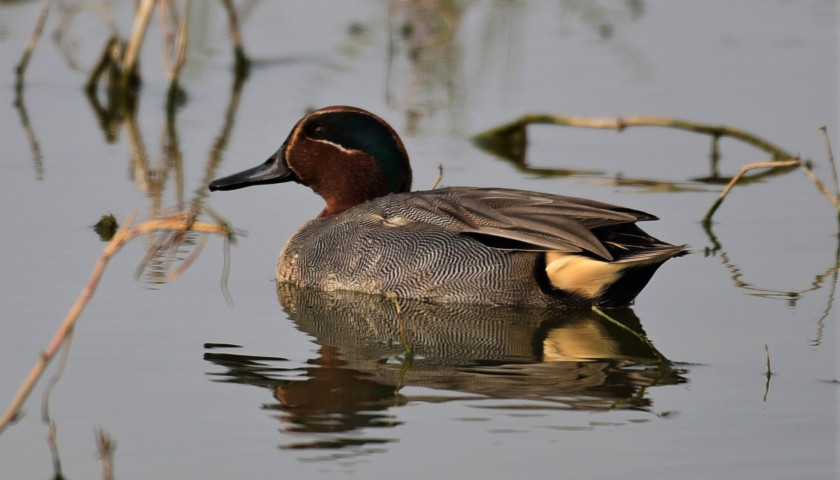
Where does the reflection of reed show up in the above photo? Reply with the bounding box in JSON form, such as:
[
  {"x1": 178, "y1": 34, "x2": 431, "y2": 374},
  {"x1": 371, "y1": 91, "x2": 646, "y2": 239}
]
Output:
[
  {"x1": 12, "y1": 91, "x2": 44, "y2": 181},
  {"x1": 196, "y1": 65, "x2": 249, "y2": 207},
  {"x1": 474, "y1": 114, "x2": 798, "y2": 188},
  {"x1": 80, "y1": 11, "x2": 249, "y2": 290},
  {"x1": 204, "y1": 285, "x2": 686, "y2": 452},
  {"x1": 386, "y1": 0, "x2": 465, "y2": 130},
  {"x1": 123, "y1": 79, "x2": 244, "y2": 287},
  {"x1": 810, "y1": 239, "x2": 837, "y2": 346},
  {"x1": 14, "y1": 5, "x2": 49, "y2": 86},
  {"x1": 84, "y1": 39, "x2": 135, "y2": 143},
  {"x1": 219, "y1": 0, "x2": 250, "y2": 76},
  {"x1": 476, "y1": 114, "x2": 795, "y2": 162},
  {"x1": 95, "y1": 428, "x2": 116, "y2": 480},
  {"x1": 75, "y1": 2, "x2": 250, "y2": 211},
  {"x1": 763, "y1": 344, "x2": 772, "y2": 402},
  {"x1": 2, "y1": 2, "x2": 251, "y2": 468},
  {"x1": 53, "y1": 3, "x2": 119, "y2": 72},
  {"x1": 587, "y1": 174, "x2": 708, "y2": 193},
  {"x1": 473, "y1": 115, "x2": 804, "y2": 191},
  {"x1": 703, "y1": 221, "x2": 839, "y2": 346},
  {"x1": 161, "y1": 0, "x2": 191, "y2": 108},
  {"x1": 559, "y1": 0, "x2": 646, "y2": 36},
  {"x1": 475, "y1": 114, "x2": 840, "y2": 225},
  {"x1": 46, "y1": 420, "x2": 63, "y2": 478},
  {"x1": 28, "y1": 1, "x2": 250, "y2": 119},
  {"x1": 13, "y1": 5, "x2": 48, "y2": 181},
  {"x1": 3, "y1": 1, "x2": 253, "y2": 438},
  {"x1": 79, "y1": 5, "x2": 249, "y2": 282}
]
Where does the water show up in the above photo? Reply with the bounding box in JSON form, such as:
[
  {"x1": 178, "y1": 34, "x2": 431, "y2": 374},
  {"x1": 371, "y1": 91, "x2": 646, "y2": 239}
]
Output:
[{"x1": 0, "y1": 1, "x2": 836, "y2": 478}]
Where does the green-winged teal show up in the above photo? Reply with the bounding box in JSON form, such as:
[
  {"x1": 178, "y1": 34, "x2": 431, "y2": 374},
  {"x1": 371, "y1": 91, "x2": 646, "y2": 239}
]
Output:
[{"x1": 209, "y1": 106, "x2": 686, "y2": 307}]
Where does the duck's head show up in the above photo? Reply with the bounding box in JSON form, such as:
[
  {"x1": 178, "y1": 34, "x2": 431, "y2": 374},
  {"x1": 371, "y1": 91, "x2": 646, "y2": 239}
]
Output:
[{"x1": 209, "y1": 106, "x2": 412, "y2": 217}]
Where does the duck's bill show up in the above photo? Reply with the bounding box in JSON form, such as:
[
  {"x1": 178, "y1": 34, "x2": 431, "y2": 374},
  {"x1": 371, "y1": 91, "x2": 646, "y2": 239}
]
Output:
[{"x1": 209, "y1": 148, "x2": 296, "y2": 191}]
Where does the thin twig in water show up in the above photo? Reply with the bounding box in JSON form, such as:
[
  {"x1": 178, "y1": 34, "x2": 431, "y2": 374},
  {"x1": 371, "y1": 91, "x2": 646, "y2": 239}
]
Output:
[
  {"x1": 13, "y1": 6, "x2": 49, "y2": 181},
  {"x1": 385, "y1": 293, "x2": 414, "y2": 395},
  {"x1": 160, "y1": 0, "x2": 181, "y2": 78},
  {"x1": 41, "y1": 330, "x2": 73, "y2": 477},
  {"x1": 15, "y1": 4, "x2": 49, "y2": 94},
  {"x1": 41, "y1": 328, "x2": 74, "y2": 424},
  {"x1": 474, "y1": 114, "x2": 795, "y2": 160},
  {"x1": 202, "y1": 206, "x2": 239, "y2": 307},
  {"x1": 220, "y1": 0, "x2": 250, "y2": 74},
  {"x1": 0, "y1": 213, "x2": 232, "y2": 434},
  {"x1": 220, "y1": 233, "x2": 234, "y2": 305},
  {"x1": 818, "y1": 126, "x2": 839, "y2": 198},
  {"x1": 763, "y1": 344, "x2": 772, "y2": 402},
  {"x1": 12, "y1": 84, "x2": 44, "y2": 181},
  {"x1": 703, "y1": 221, "x2": 840, "y2": 307},
  {"x1": 167, "y1": 231, "x2": 208, "y2": 281},
  {"x1": 430, "y1": 164, "x2": 444, "y2": 189},
  {"x1": 53, "y1": 3, "x2": 118, "y2": 72},
  {"x1": 163, "y1": 0, "x2": 191, "y2": 112},
  {"x1": 765, "y1": 344, "x2": 772, "y2": 376},
  {"x1": 386, "y1": 293, "x2": 413, "y2": 359},
  {"x1": 810, "y1": 238, "x2": 839, "y2": 347},
  {"x1": 46, "y1": 420, "x2": 63, "y2": 478},
  {"x1": 172, "y1": 1, "x2": 191, "y2": 78},
  {"x1": 120, "y1": 0, "x2": 157, "y2": 90},
  {"x1": 798, "y1": 161, "x2": 840, "y2": 211},
  {"x1": 95, "y1": 428, "x2": 116, "y2": 480},
  {"x1": 702, "y1": 159, "x2": 801, "y2": 225},
  {"x1": 591, "y1": 306, "x2": 671, "y2": 366}
]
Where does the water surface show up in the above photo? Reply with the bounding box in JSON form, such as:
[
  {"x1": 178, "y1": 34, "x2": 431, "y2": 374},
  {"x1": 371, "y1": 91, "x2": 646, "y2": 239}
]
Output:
[{"x1": 0, "y1": 1, "x2": 836, "y2": 479}]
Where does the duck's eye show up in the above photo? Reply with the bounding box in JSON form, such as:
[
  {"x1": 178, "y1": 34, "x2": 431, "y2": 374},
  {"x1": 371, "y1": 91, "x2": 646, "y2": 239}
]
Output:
[{"x1": 311, "y1": 124, "x2": 328, "y2": 138}]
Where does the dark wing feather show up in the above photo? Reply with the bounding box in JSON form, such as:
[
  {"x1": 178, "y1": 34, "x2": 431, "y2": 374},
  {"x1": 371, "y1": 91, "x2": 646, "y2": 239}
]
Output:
[{"x1": 388, "y1": 187, "x2": 660, "y2": 260}]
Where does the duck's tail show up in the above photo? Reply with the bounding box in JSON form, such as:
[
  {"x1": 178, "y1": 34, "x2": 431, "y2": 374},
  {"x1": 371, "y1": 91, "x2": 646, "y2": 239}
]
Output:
[{"x1": 545, "y1": 232, "x2": 687, "y2": 306}]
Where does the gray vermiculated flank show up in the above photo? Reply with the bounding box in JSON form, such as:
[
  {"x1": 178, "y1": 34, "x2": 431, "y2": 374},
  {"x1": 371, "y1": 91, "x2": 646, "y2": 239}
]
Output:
[{"x1": 277, "y1": 187, "x2": 680, "y2": 307}]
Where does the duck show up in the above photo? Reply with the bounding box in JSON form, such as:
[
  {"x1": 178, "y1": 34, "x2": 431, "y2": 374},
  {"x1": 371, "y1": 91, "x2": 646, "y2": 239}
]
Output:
[{"x1": 209, "y1": 105, "x2": 686, "y2": 307}]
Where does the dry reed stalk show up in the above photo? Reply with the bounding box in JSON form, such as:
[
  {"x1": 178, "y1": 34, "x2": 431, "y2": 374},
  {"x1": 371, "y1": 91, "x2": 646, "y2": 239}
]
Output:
[
  {"x1": 591, "y1": 306, "x2": 670, "y2": 366},
  {"x1": 120, "y1": 0, "x2": 157, "y2": 90},
  {"x1": 430, "y1": 164, "x2": 444, "y2": 190},
  {"x1": 220, "y1": 0, "x2": 249, "y2": 73},
  {"x1": 0, "y1": 213, "x2": 231, "y2": 434},
  {"x1": 799, "y1": 162, "x2": 840, "y2": 211},
  {"x1": 475, "y1": 114, "x2": 795, "y2": 160},
  {"x1": 763, "y1": 344, "x2": 772, "y2": 402},
  {"x1": 95, "y1": 428, "x2": 116, "y2": 480},
  {"x1": 161, "y1": 0, "x2": 191, "y2": 108},
  {"x1": 172, "y1": 0, "x2": 191, "y2": 81},
  {"x1": 818, "y1": 126, "x2": 839, "y2": 197},
  {"x1": 703, "y1": 130, "x2": 840, "y2": 225},
  {"x1": 386, "y1": 293, "x2": 413, "y2": 360},
  {"x1": 702, "y1": 159, "x2": 801, "y2": 224},
  {"x1": 46, "y1": 419, "x2": 63, "y2": 478},
  {"x1": 14, "y1": 4, "x2": 49, "y2": 92}
]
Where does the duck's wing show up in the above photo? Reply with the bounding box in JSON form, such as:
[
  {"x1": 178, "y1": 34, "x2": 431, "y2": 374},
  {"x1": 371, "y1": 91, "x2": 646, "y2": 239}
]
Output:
[{"x1": 389, "y1": 187, "x2": 660, "y2": 260}]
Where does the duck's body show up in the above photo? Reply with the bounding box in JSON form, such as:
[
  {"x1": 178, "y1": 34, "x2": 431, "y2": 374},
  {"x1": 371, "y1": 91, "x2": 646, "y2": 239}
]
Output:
[{"x1": 210, "y1": 106, "x2": 685, "y2": 307}]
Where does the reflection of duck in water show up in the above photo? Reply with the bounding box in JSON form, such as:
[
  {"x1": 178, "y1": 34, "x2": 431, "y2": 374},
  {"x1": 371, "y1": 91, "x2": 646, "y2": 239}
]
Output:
[
  {"x1": 205, "y1": 286, "x2": 686, "y2": 448},
  {"x1": 210, "y1": 106, "x2": 686, "y2": 307}
]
